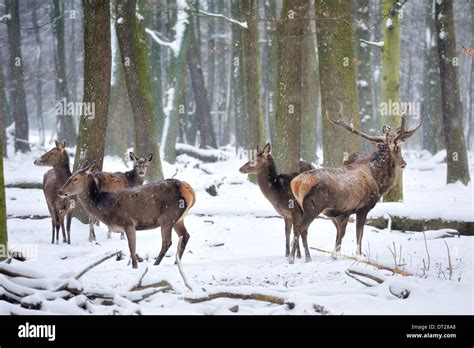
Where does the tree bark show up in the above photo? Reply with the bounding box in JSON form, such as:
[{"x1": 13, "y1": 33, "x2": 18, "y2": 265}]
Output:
[
  {"x1": 5, "y1": 0, "x2": 29, "y2": 153},
  {"x1": 31, "y1": 3, "x2": 45, "y2": 146},
  {"x1": 422, "y1": 0, "x2": 444, "y2": 155},
  {"x1": 187, "y1": 20, "x2": 217, "y2": 150},
  {"x1": 116, "y1": 0, "x2": 164, "y2": 180},
  {"x1": 231, "y1": 0, "x2": 245, "y2": 151},
  {"x1": 300, "y1": 7, "x2": 318, "y2": 164},
  {"x1": 53, "y1": 0, "x2": 76, "y2": 145},
  {"x1": 435, "y1": 0, "x2": 470, "y2": 185},
  {"x1": 315, "y1": 0, "x2": 361, "y2": 167},
  {"x1": 274, "y1": 0, "x2": 310, "y2": 173},
  {"x1": 0, "y1": 47, "x2": 8, "y2": 157},
  {"x1": 73, "y1": 0, "x2": 111, "y2": 171},
  {"x1": 354, "y1": 0, "x2": 375, "y2": 152},
  {"x1": 241, "y1": 0, "x2": 265, "y2": 159},
  {"x1": 380, "y1": 0, "x2": 403, "y2": 202},
  {"x1": 0, "y1": 142, "x2": 6, "y2": 260}
]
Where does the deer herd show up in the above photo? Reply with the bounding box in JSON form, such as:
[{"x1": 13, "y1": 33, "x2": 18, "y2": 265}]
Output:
[{"x1": 34, "y1": 109, "x2": 420, "y2": 269}]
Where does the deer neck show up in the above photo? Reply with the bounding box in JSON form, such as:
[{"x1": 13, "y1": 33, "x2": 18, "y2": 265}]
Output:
[
  {"x1": 53, "y1": 154, "x2": 72, "y2": 185},
  {"x1": 79, "y1": 175, "x2": 109, "y2": 222},
  {"x1": 256, "y1": 160, "x2": 280, "y2": 199},
  {"x1": 369, "y1": 147, "x2": 397, "y2": 195},
  {"x1": 125, "y1": 169, "x2": 144, "y2": 186}
]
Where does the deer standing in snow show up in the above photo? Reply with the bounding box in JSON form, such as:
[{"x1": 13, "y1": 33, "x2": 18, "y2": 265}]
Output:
[
  {"x1": 34, "y1": 140, "x2": 75, "y2": 244},
  {"x1": 59, "y1": 161, "x2": 195, "y2": 269},
  {"x1": 289, "y1": 109, "x2": 420, "y2": 263}
]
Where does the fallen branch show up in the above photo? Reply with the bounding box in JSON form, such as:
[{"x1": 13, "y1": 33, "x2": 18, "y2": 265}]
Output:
[
  {"x1": 74, "y1": 251, "x2": 121, "y2": 281},
  {"x1": 310, "y1": 246, "x2": 412, "y2": 276},
  {"x1": 345, "y1": 270, "x2": 374, "y2": 287},
  {"x1": 130, "y1": 280, "x2": 173, "y2": 292},
  {"x1": 184, "y1": 292, "x2": 295, "y2": 309},
  {"x1": 346, "y1": 269, "x2": 384, "y2": 284},
  {"x1": 444, "y1": 241, "x2": 453, "y2": 281},
  {"x1": 123, "y1": 265, "x2": 148, "y2": 292},
  {"x1": 176, "y1": 237, "x2": 193, "y2": 292},
  {"x1": 423, "y1": 231, "x2": 431, "y2": 271}
]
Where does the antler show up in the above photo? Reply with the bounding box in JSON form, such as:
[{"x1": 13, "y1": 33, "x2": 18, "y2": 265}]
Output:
[
  {"x1": 394, "y1": 109, "x2": 422, "y2": 143},
  {"x1": 326, "y1": 108, "x2": 385, "y2": 143}
]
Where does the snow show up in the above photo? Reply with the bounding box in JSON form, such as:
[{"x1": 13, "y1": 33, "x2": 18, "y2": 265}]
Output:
[
  {"x1": 359, "y1": 39, "x2": 384, "y2": 48},
  {"x1": 439, "y1": 30, "x2": 446, "y2": 40},
  {"x1": 2, "y1": 140, "x2": 473, "y2": 315},
  {"x1": 386, "y1": 18, "x2": 393, "y2": 29}
]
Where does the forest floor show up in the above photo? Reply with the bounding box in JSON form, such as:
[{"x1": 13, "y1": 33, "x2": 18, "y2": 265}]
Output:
[{"x1": 2, "y1": 139, "x2": 473, "y2": 315}]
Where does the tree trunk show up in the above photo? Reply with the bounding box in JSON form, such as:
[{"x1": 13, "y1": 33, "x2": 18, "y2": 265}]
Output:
[
  {"x1": 354, "y1": 0, "x2": 375, "y2": 151},
  {"x1": 231, "y1": 0, "x2": 245, "y2": 151},
  {"x1": 241, "y1": 0, "x2": 265, "y2": 158},
  {"x1": 5, "y1": 0, "x2": 29, "y2": 153},
  {"x1": 160, "y1": 1, "x2": 190, "y2": 163},
  {"x1": 264, "y1": 0, "x2": 278, "y2": 148},
  {"x1": 187, "y1": 20, "x2": 217, "y2": 150},
  {"x1": 53, "y1": 0, "x2": 76, "y2": 145},
  {"x1": 31, "y1": 3, "x2": 45, "y2": 146},
  {"x1": 435, "y1": 0, "x2": 470, "y2": 185},
  {"x1": 105, "y1": 13, "x2": 129, "y2": 159},
  {"x1": 300, "y1": 8, "x2": 318, "y2": 164},
  {"x1": 380, "y1": 0, "x2": 402, "y2": 202},
  {"x1": 73, "y1": 0, "x2": 111, "y2": 172},
  {"x1": 116, "y1": 0, "x2": 164, "y2": 179},
  {"x1": 422, "y1": 0, "x2": 444, "y2": 155},
  {"x1": 0, "y1": 47, "x2": 8, "y2": 157},
  {"x1": 315, "y1": 0, "x2": 361, "y2": 167},
  {"x1": 274, "y1": 0, "x2": 310, "y2": 174},
  {"x1": 0, "y1": 143, "x2": 7, "y2": 260}
]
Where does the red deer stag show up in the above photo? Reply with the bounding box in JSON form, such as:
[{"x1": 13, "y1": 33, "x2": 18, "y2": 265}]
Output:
[
  {"x1": 87, "y1": 152, "x2": 153, "y2": 241},
  {"x1": 239, "y1": 143, "x2": 315, "y2": 258},
  {"x1": 289, "y1": 109, "x2": 420, "y2": 263},
  {"x1": 34, "y1": 140, "x2": 75, "y2": 244},
  {"x1": 58, "y1": 161, "x2": 195, "y2": 269}
]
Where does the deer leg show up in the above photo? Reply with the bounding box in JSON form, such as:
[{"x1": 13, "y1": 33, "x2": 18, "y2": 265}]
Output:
[
  {"x1": 66, "y1": 209, "x2": 73, "y2": 245},
  {"x1": 88, "y1": 217, "x2": 96, "y2": 242},
  {"x1": 301, "y1": 228, "x2": 312, "y2": 263},
  {"x1": 59, "y1": 210, "x2": 67, "y2": 243},
  {"x1": 173, "y1": 220, "x2": 190, "y2": 263},
  {"x1": 355, "y1": 211, "x2": 369, "y2": 256},
  {"x1": 284, "y1": 218, "x2": 292, "y2": 257},
  {"x1": 154, "y1": 224, "x2": 173, "y2": 266},
  {"x1": 290, "y1": 210, "x2": 319, "y2": 264},
  {"x1": 124, "y1": 226, "x2": 138, "y2": 269},
  {"x1": 333, "y1": 215, "x2": 349, "y2": 253},
  {"x1": 289, "y1": 235, "x2": 300, "y2": 264}
]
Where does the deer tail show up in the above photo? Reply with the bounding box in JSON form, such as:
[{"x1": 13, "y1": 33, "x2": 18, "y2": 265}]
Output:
[
  {"x1": 178, "y1": 181, "x2": 196, "y2": 222},
  {"x1": 291, "y1": 172, "x2": 317, "y2": 212}
]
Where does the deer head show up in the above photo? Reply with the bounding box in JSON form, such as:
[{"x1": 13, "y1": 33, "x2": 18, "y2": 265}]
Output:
[
  {"x1": 59, "y1": 161, "x2": 97, "y2": 198},
  {"x1": 326, "y1": 107, "x2": 421, "y2": 170},
  {"x1": 239, "y1": 143, "x2": 272, "y2": 174},
  {"x1": 130, "y1": 152, "x2": 153, "y2": 177},
  {"x1": 34, "y1": 140, "x2": 67, "y2": 167}
]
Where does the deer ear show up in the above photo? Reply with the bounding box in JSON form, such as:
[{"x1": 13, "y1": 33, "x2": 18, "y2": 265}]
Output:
[
  {"x1": 146, "y1": 153, "x2": 153, "y2": 162},
  {"x1": 263, "y1": 143, "x2": 271, "y2": 154},
  {"x1": 129, "y1": 152, "x2": 138, "y2": 161},
  {"x1": 256, "y1": 144, "x2": 261, "y2": 153},
  {"x1": 86, "y1": 161, "x2": 97, "y2": 174},
  {"x1": 55, "y1": 140, "x2": 60, "y2": 148}
]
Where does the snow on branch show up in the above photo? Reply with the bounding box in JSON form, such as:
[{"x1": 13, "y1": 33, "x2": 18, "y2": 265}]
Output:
[
  {"x1": 359, "y1": 39, "x2": 384, "y2": 48},
  {"x1": 146, "y1": 0, "x2": 189, "y2": 57},
  {"x1": 188, "y1": 2, "x2": 247, "y2": 29}
]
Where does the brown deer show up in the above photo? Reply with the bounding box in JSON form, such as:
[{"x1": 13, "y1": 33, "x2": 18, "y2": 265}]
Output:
[
  {"x1": 239, "y1": 143, "x2": 315, "y2": 258},
  {"x1": 87, "y1": 152, "x2": 153, "y2": 241},
  {"x1": 34, "y1": 140, "x2": 75, "y2": 244},
  {"x1": 58, "y1": 161, "x2": 195, "y2": 269},
  {"x1": 289, "y1": 109, "x2": 420, "y2": 263}
]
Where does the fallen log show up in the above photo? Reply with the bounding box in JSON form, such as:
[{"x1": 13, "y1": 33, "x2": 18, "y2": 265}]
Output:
[
  {"x1": 310, "y1": 246, "x2": 412, "y2": 276},
  {"x1": 175, "y1": 144, "x2": 219, "y2": 162},
  {"x1": 366, "y1": 216, "x2": 473, "y2": 236},
  {"x1": 184, "y1": 292, "x2": 295, "y2": 309}
]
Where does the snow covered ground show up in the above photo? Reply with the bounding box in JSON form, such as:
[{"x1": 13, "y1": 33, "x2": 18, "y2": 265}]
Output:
[{"x1": 1, "y1": 139, "x2": 473, "y2": 315}]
